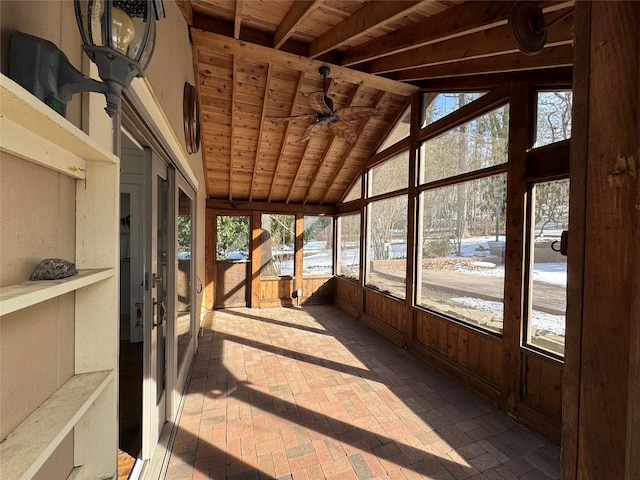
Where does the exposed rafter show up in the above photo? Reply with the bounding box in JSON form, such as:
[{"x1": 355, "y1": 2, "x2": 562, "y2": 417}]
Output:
[
  {"x1": 308, "y1": 1, "x2": 423, "y2": 59},
  {"x1": 229, "y1": 55, "x2": 238, "y2": 200},
  {"x1": 364, "y1": 12, "x2": 574, "y2": 74},
  {"x1": 249, "y1": 62, "x2": 272, "y2": 201},
  {"x1": 233, "y1": 0, "x2": 244, "y2": 39},
  {"x1": 394, "y1": 45, "x2": 574, "y2": 81},
  {"x1": 268, "y1": 72, "x2": 306, "y2": 202},
  {"x1": 274, "y1": 0, "x2": 322, "y2": 50}
]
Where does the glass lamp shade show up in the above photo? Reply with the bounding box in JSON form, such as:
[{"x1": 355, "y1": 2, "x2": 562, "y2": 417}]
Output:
[{"x1": 74, "y1": 0, "x2": 163, "y2": 115}]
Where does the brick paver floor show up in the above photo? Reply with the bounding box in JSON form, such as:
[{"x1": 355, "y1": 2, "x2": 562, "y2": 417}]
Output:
[{"x1": 165, "y1": 305, "x2": 560, "y2": 480}]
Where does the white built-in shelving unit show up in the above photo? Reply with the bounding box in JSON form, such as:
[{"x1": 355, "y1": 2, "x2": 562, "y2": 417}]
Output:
[{"x1": 0, "y1": 74, "x2": 119, "y2": 480}]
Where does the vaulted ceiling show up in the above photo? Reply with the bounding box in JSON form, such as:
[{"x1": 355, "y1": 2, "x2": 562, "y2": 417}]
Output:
[{"x1": 176, "y1": 0, "x2": 574, "y2": 206}]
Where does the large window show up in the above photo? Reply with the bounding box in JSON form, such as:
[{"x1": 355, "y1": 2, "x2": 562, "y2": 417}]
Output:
[
  {"x1": 365, "y1": 195, "x2": 408, "y2": 299},
  {"x1": 534, "y1": 90, "x2": 573, "y2": 147},
  {"x1": 303, "y1": 216, "x2": 333, "y2": 275},
  {"x1": 342, "y1": 177, "x2": 361, "y2": 203},
  {"x1": 337, "y1": 214, "x2": 361, "y2": 279},
  {"x1": 417, "y1": 174, "x2": 507, "y2": 333},
  {"x1": 369, "y1": 151, "x2": 409, "y2": 197},
  {"x1": 260, "y1": 214, "x2": 294, "y2": 277},
  {"x1": 419, "y1": 105, "x2": 509, "y2": 184},
  {"x1": 526, "y1": 179, "x2": 569, "y2": 355},
  {"x1": 422, "y1": 92, "x2": 487, "y2": 127}
]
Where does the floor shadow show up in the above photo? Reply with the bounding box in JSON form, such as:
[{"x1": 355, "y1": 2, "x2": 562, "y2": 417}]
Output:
[{"x1": 166, "y1": 305, "x2": 559, "y2": 479}]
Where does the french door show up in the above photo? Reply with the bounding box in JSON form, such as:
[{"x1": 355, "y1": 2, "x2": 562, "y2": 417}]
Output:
[{"x1": 143, "y1": 150, "x2": 169, "y2": 459}]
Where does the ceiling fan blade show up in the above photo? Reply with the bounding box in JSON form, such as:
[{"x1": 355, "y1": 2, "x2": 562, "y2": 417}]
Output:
[
  {"x1": 266, "y1": 114, "x2": 315, "y2": 123},
  {"x1": 308, "y1": 91, "x2": 333, "y2": 113},
  {"x1": 329, "y1": 122, "x2": 357, "y2": 144},
  {"x1": 335, "y1": 107, "x2": 383, "y2": 123},
  {"x1": 295, "y1": 123, "x2": 323, "y2": 143}
]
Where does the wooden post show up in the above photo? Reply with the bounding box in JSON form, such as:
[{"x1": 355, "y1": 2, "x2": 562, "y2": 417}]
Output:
[
  {"x1": 250, "y1": 211, "x2": 261, "y2": 308},
  {"x1": 501, "y1": 82, "x2": 529, "y2": 415},
  {"x1": 205, "y1": 208, "x2": 215, "y2": 310},
  {"x1": 566, "y1": 2, "x2": 640, "y2": 478}
]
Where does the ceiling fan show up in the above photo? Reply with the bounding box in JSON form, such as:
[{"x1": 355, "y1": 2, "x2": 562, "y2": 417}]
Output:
[{"x1": 267, "y1": 66, "x2": 382, "y2": 144}]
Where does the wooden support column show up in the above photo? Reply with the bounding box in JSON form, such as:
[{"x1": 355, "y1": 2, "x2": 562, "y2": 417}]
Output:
[
  {"x1": 205, "y1": 207, "x2": 215, "y2": 310},
  {"x1": 294, "y1": 214, "x2": 304, "y2": 304},
  {"x1": 501, "y1": 82, "x2": 529, "y2": 415},
  {"x1": 565, "y1": 2, "x2": 640, "y2": 479},
  {"x1": 250, "y1": 211, "x2": 261, "y2": 308},
  {"x1": 404, "y1": 92, "x2": 421, "y2": 345}
]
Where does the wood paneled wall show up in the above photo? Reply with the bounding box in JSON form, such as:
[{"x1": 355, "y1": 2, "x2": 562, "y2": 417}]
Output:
[{"x1": 301, "y1": 277, "x2": 335, "y2": 305}]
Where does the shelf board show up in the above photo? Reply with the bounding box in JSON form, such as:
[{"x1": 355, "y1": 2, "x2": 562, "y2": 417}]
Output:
[
  {"x1": 0, "y1": 370, "x2": 114, "y2": 480},
  {"x1": 0, "y1": 268, "x2": 115, "y2": 316},
  {"x1": 0, "y1": 74, "x2": 118, "y2": 178}
]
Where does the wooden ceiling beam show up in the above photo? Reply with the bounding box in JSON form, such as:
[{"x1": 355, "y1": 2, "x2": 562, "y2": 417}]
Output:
[
  {"x1": 207, "y1": 199, "x2": 336, "y2": 215},
  {"x1": 308, "y1": 1, "x2": 423, "y2": 59},
  {"x1": 234, "y1": 0, "x2": 244, "y2": 39},
  {"x1": 268, "y1": 72, "x2": 306, "y2": 202},
  {"x1": 249, "y1": 62, "x2": 272, "y2": 202},
  {"x1": 340, "y1": 1, "x2": 574, "y2": 67},
  {"x1": 365, "y1": 10, "x2": 574, "y2": 74},
  {"x1": 341, "y1": 1, "x2": 515, "y2": 66},
  {"x1": 193, "y1": 12, "x2": 340, "y2": 62},
  {"x1": 417, "y1": 67, "x2": 573, "y2": 91},
  {"x1": 394, "y1": 45, "x2": 574, "y2": 81},
  {"x1": 319, "y1": 90, "x2": 387, "y2": 205},
  {"x1": 274, "y1": 0, "x2": 322, "y2": 50},
  {"x1": 190, "y1": 29, "x2": 419, "y2": 97}
]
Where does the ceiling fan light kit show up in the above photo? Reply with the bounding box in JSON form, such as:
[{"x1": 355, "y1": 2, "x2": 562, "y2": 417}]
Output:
[{"x1": 267, "y1": 66, "x2": 382, "y2": 144}]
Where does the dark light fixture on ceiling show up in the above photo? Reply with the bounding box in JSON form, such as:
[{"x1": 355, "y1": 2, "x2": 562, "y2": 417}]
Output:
[
  {"x1": 9, "y1": 0, "x2": 164, "y2": 117},
  {"x1": 508, "y1": 1, "x2": 574, "y2": 56}
]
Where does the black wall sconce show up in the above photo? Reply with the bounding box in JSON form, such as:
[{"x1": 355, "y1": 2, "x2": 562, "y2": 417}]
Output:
[{"x1": 9, "y1": 0, "x2": 165, "y2": 117}]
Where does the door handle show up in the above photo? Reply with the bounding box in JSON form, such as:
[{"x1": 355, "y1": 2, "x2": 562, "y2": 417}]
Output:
[
  {"x1": 152, "y1": 298, "x2": 166, "y2": 328},
  {"x1": 153, "y1": 273, "x2": 162, "y2": 285},
  {"x1": 134, "y1": 302, "x2": 143, "y2": 327}
]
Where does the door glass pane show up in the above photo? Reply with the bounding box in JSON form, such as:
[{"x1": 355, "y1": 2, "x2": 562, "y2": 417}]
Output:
[
  {"x1": 303, "y1": 216, "x2": 333, "y2": 276},
  {"x1": 260, "y1": 214, "x2": 295, "y2": 277},
  {"x1": 176, "y1": 188, "x2": 192, "y2": 370},
  {"x1": 156, "y1": 174, "x2": 168, "y2": 401},
  {"x1": 527, "y1": 179, "x2": 569, "y2": 355}
]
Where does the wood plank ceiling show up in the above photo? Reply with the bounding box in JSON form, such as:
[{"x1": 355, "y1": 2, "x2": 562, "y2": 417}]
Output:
[{"x1": 177, "y1": 0, "x2": 574, "y2": 206}]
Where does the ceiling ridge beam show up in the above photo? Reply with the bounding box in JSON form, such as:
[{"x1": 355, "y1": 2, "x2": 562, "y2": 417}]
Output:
[
  {"x1": 303, "y1": 83, "x2": 362, "y2": 204},
  {"x1": 319, "y1": 90, "x2": 387, "y2": 205},
  {"x1": 365, "y1": 11, "x2": 574, "y2": 74},
  {"x1": 394, "y1": 44, "x2": 574, "y2": 81},
  {"x1": 268, "y1": 72, "x2": 306, "y2": 202},
  {"x1": 274, "y1": 0, "x2": 323, "y2": 50},
  {"x1": 249, "y1": 62, "x2": 272, "y2": 202},
  {"x1": 309, "y1": 1, "x2": 423, "y2": 59},
  {"x1": 340, "y1": 1, "x2": 574, "y2": 67}
]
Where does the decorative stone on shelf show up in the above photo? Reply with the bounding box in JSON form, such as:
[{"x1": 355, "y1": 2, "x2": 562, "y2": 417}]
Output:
[{"x1": 30, "y1": 258, "x2": 77, "y2": 280}]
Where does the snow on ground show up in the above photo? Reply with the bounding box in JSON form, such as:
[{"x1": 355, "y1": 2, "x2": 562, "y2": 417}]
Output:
[{"x1": 452, "y1": 297, "x2": 565, "y2": 336}]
